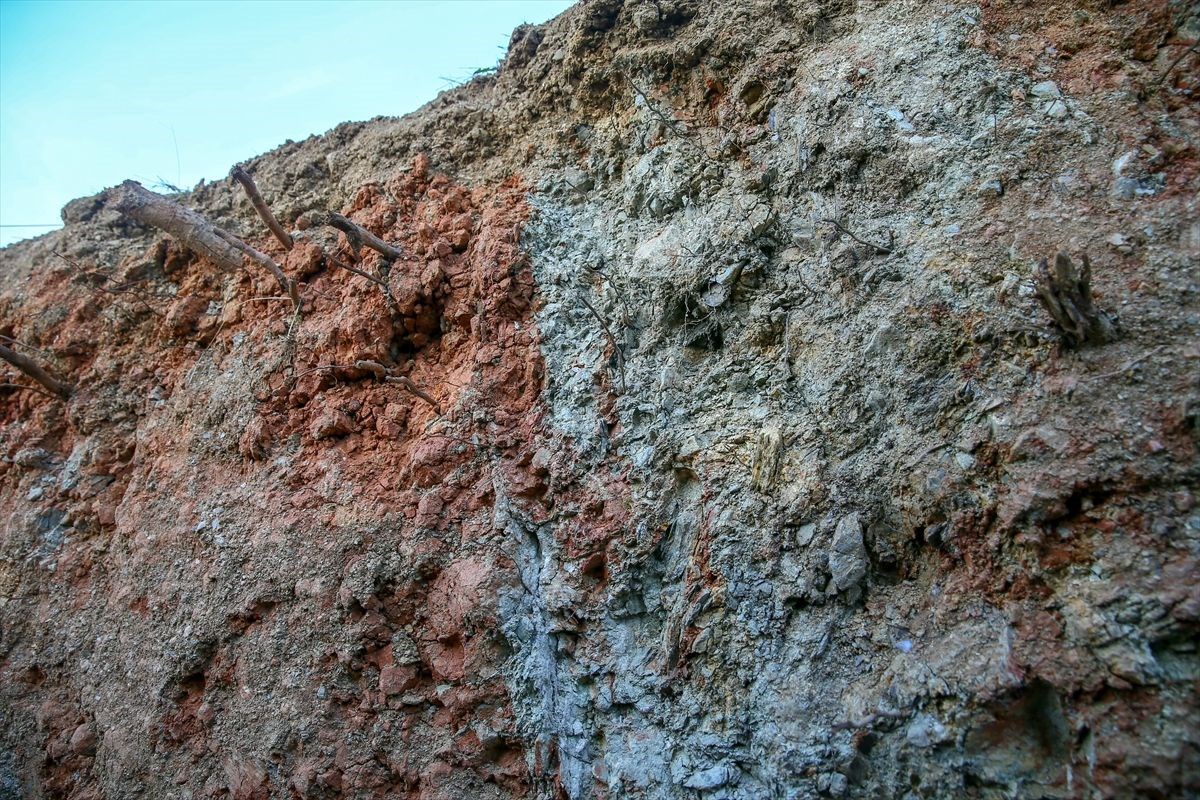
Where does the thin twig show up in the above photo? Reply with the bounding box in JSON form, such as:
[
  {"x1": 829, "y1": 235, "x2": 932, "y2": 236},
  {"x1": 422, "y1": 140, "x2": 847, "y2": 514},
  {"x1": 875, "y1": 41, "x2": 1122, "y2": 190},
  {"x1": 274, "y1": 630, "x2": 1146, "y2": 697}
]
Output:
[
  {"x1": 582, "y1": 262, "x2": 635, "y2": 332},
  {"x1": 357, "y1": 359, "x2": 466, "y2": 393},
  {"x1": 296, "y1": 282, "x2": 338, "y2": 302},
  {"x1": 578, "y1": 291, "x2": 626, "y2": 392},
  {"x1": 0, "y1": 335, "x2": 54, "y2": 360},
  {"x1": 53, "y1": 251, "x2": 164, "y2": 317},
  {"x1": 819, "y1": 218, "x2": 894, "y2": 255},
  {"x1": 286, "y1": 304, "x2": 302, "y2": 339},
  {"x1": 212, "y1": 227, "x2": 300, "y2": 309},
  {"x1": 183, "y1": 318, "x2": 228, "y2": 384},
  {"x1": 285, "y1": 363, "x2": 362, "y2": 389},
  {"x1": 384, "y1": 376, "x2": 442, "y2": 414},
  {"x1": 625, "y1": 75, "x2": 711, "y2": 159},
  {"x1": 1157, "y1": 41, "x2": 1198, "y2": 86},
  {"x1": 1086, "y1": 346, "x2": 1164, "y2": 382},
  {"x1": 0, "y1": 381, "x2": 60, "y2": 400},
  {"x1": 627, "y1": 77, "x2": 688, "y2": 137},
  {"x1": 327, "y1": 253, "x2": 390, "y2": 288},
  {"x1": 230, "y1": 166, "x2": 293, "y2": 250},
  {"x1": 347, "y1": 361, "x2": 443, "y2": 414}
]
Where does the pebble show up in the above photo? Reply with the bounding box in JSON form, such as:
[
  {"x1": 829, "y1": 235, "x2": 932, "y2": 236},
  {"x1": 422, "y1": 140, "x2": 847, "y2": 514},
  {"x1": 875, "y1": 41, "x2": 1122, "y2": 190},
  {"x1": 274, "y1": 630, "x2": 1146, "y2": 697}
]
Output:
[
  {"x1": 1030, "y1": 80, "x2": 1061, "y2": 99},
  {"x1": 830, "y1": 513, "x2": 868, "y2": 592},
  {"x1": 682, "y1": 763, "x2": 739, "y2": 790},
  {"x1": 906, "y1": 714, "x2": 950, "y2": 747},
  {"x1": 1106, "y1": 232, "x2": 1134, "y2": 254},
  {"x1": 1044, "y1": 99, "x2": 1069, "y2": 119},
  {"x1": 1028, "y1": 81, "x2": 1067, "y2": 118},
  {"x1": 886, "y1": 108, "x2": 915, "y2": 132},
  {"x1": 819, "y1": 772, "x2": 849, "y2": 797},
  {"x1": 977, "y1": 178, "x2": 1004, "y2": 198}
]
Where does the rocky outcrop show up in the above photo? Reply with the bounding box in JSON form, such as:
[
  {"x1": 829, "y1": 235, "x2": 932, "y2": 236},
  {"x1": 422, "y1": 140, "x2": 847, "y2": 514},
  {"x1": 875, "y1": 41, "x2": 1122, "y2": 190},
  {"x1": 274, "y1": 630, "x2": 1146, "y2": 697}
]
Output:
[{"x1": 1, "y1": 1, "x2": 1198, "y2": 798}]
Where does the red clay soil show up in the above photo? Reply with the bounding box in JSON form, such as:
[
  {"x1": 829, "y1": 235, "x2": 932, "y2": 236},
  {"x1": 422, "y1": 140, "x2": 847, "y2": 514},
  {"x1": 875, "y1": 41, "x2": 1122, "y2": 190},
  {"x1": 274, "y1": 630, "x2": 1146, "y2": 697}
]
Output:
[{"x1": 0, "y1": 156, "x2": 632, "y2": 799}]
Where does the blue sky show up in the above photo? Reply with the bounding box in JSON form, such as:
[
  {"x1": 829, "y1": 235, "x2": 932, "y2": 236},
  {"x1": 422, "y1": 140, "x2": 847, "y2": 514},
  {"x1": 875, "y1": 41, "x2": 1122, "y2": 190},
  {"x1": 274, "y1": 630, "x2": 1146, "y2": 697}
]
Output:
[{"x1": 0, "y1": 0, "x2": 574, "y2": 246}]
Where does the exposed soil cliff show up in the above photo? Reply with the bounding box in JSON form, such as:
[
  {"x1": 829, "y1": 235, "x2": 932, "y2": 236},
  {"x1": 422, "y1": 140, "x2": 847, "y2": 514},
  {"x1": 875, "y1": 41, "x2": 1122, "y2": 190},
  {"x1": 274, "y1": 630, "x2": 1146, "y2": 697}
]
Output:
[{"x1": 1, "y1": 1, "x2": 1198, "y2": 798}]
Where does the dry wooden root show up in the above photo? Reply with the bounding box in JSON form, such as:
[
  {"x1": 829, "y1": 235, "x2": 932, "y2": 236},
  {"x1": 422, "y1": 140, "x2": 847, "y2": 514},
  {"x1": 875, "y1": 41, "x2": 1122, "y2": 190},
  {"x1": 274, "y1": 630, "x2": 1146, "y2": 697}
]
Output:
[
  {"x1": 107, "y1": 180, "x2": 299, "y2": 311},
  {"x1": 229, "y1": 171, "x2": 394, "y2": 295},
  {"x1": 108, "y1": 180, "x2": 243, "y2": 271},
  {"x1": 326, "y1": 254, "x2": 390, "y2": 288},
  {"x1": 385, "y1": 376, "x2": 442, "y2": 414},
  {"x1": 1034, "y1": 251, "x2": 1116, "y2": 348},
  {"x1": 0, "y1": 344, "x2": 73, "y2": 399},
  {"x1": 230, "y1": 166, "x2": 293, "y2": 251},
  {"x1": 819, "y1": 218, "x2": 894, "y2": 255},
  {"x1": 353, "y1": 359, "x2": 390, "y2": 378},
  {"x1": 354, "y1": 359, "x2": 441, "y2": 413},
  {"x1": 324, "y1": 213, "x2": 404, "y2": 261},
  {"x1": 318, "y1": 214, "x2": 403, "y2": 312}
]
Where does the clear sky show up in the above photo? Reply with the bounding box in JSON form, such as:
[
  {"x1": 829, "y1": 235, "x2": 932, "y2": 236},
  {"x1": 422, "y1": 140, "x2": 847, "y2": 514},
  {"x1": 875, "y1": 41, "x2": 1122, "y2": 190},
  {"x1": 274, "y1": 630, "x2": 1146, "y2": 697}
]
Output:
[{"x1": 0, "y1": 0, "x2": 574, "y2": 247}]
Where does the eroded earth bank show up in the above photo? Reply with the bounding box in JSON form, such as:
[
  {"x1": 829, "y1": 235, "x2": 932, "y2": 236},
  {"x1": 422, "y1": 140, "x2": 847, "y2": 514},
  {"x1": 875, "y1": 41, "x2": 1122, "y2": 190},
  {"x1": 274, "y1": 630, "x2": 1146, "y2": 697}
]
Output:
[{"x1": 1, "y1": 0, "x2": 1198, "y2": 798}]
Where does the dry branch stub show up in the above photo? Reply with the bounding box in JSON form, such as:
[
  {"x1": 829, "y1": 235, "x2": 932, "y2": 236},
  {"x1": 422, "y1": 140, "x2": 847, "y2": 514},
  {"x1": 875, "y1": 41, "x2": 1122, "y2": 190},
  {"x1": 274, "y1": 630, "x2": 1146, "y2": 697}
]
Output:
[
  {"x1": 325, "y1": 212, "x2": 404, "y2": 262},
  {"x1": 230, "y1": 166, "x2": 294, "y2": 251},
  {"x1": 1034, "y1": 252, "x2": 1116, "y2": 348},
  {"x1": 0, "y1": 344, "x2": 73, "y2": 399}
]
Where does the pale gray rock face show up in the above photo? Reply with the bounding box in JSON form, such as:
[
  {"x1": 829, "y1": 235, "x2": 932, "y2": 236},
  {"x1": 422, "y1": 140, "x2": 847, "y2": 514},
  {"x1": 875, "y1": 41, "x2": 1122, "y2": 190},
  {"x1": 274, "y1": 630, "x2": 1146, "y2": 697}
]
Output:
[
  {"x1": 507, "y1": 1, "x2": 1199, "y2": 797},
  {"x1": 1, "y1": 0, "x2": 1198, "y2": 799}
]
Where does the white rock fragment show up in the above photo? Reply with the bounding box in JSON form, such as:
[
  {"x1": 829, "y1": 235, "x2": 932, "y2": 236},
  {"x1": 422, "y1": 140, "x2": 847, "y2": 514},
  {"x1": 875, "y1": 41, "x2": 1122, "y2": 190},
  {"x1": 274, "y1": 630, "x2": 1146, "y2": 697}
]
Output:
[
  {"x1": 1044, "y1": 99, "x2": 1069, "y2": 119},
  {"x1": 1106, "y1": 232, "x2": 1134, "y2": 254},
  {"x1": 682, "y1": 762, "x2": 740, "y2": 790},
  {"x1": 906, "y1": 714, "x2": 951, "y2": 747},
  {"x1": 1030, "y1": 80, "x2": 1061, "y2": 99}
]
